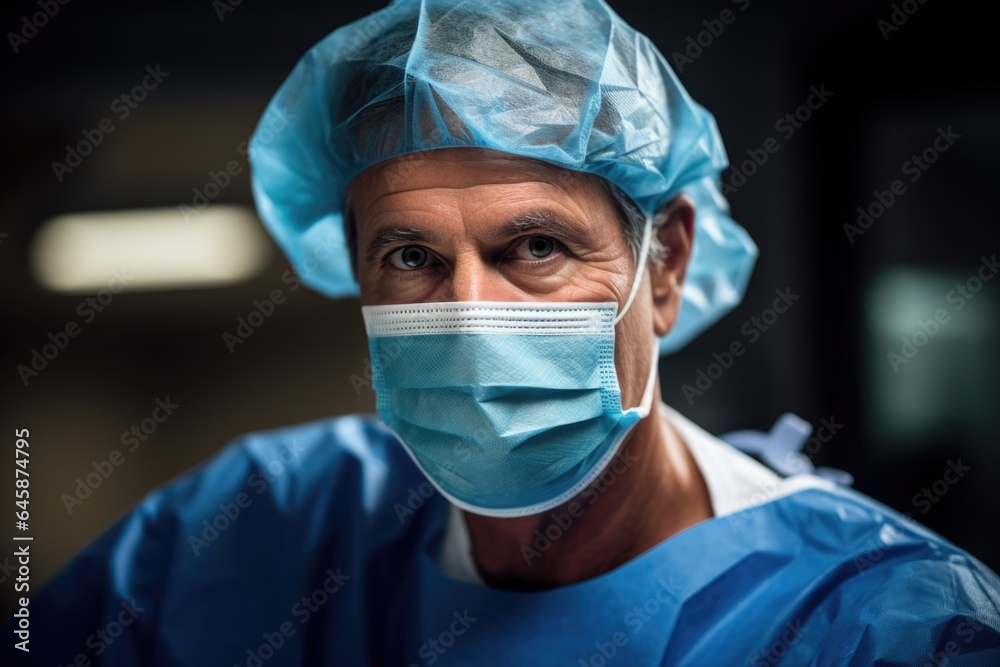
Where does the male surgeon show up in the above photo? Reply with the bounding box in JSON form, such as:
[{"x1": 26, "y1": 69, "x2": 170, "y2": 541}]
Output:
[{"x1": 14, "y1": 0, "x2": 1000, "y2": 665}]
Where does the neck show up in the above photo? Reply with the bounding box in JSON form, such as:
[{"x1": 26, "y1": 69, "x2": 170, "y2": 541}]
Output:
[{"x1": 462, "y1": 399, "x2": 713, "y2": 590}]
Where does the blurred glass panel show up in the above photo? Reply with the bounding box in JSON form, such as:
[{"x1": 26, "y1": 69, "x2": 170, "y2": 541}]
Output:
[{"x1": 867, "y1": 267, "x2": 998, "y2": 447}]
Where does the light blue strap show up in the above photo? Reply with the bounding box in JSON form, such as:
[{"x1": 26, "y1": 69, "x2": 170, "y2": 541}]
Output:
[{"x1": 719, "y1": 413, "x2": 854, "y2": 486}]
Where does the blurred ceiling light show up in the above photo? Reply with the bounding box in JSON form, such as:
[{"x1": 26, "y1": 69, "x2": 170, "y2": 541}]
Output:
[{"x1": 31, "y1": 206, "x2": 272, "y2": 293}]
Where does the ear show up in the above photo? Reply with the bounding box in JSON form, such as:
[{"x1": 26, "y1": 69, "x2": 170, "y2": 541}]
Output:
[{"x1": 649, "y1": 194, "x2": 695, "y2": 338}]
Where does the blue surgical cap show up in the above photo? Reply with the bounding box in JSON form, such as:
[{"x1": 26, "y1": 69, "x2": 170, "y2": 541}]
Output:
[{"x1": 249, "y1": 0, "x2": 757, "y2": 354}]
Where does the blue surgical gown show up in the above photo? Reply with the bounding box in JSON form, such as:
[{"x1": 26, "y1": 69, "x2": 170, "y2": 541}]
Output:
[{"x1": 9, "y1": 414, "x2": 1000, "y2": 665}]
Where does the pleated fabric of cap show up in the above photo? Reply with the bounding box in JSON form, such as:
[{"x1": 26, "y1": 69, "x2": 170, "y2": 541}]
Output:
[{"x1": 249, "y1": 0, "x2": 758, "y2": 353}]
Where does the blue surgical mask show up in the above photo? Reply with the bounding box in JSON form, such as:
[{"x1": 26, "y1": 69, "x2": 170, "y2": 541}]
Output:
[{"x1": 362, "y1": 223, "x2": 658, "y2": 518}]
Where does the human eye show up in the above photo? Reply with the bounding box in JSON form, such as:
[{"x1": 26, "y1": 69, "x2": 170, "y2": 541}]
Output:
[
  {"x1": 509, "y1": 235, "x2": 563, "y2": 261},
  {"x1": 387, "y1": 245, "x2": 436, "y2": 270}
]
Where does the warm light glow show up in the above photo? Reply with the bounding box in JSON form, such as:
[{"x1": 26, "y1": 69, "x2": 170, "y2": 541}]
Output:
[{"x1": 31, "y1": 206, "x2": 271, "y2": 292}]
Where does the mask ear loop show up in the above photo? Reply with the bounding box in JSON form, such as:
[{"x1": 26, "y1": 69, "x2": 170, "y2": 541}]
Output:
[
  {"x1": 613, "y1": 214, "x2": 653, "y2": 326},
  {"x1": 613, "y1": 215, "x2": 660, "y2": 418},
  {"x1": 632, "y1": 333, "x2": 660, "y2": 418}
]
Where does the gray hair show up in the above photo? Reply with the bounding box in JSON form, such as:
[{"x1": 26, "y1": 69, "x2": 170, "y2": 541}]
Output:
[{"x1": 597, "y1": 178, "x2": 668, "y2": 268}]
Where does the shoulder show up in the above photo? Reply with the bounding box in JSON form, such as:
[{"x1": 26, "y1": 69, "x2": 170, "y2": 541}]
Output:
[
  {"x1": 767, "y1": 485, "x2": 1000, "y2": 664},
  {"x1": 119, "y1": 412, "x2": 431, "y2": 560},
  {"x1": 17, "y1": 414, "x2": 437, "y2": 665},
  {"x1": 154, "y1": 412, "x2": 413, "y2": 519}
]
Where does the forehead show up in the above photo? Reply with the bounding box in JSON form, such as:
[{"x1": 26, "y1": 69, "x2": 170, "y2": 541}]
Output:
[{"x1": 346, "y1": 148, "x2": 605, "y2": 216}]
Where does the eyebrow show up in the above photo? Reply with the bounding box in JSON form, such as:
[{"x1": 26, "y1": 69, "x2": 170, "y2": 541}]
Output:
[
  {"x1": 363, "y1": 211, "x2": 592, "y2": 266},
  {"x1": 365, "y1": 228, "x2": 436, "y2": 266},
  {"x1": 489, "y1": 211, "x2": 591, "y2": 248}
]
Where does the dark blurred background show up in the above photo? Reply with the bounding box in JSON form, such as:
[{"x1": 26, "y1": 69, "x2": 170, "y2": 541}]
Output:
[{"x1": 1, "y1": 0, "x2": 997, "y2": 621}]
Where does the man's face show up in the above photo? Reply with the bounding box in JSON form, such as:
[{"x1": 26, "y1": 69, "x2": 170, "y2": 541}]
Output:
[{"x1": 347, "y1": 147, "x2": 659, "y2": 408}]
